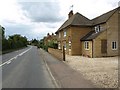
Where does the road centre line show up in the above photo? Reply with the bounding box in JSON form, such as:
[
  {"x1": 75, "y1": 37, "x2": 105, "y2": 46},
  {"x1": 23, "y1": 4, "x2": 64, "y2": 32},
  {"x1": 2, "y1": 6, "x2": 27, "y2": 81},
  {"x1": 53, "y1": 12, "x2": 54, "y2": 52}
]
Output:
[{"x1": 0, "y1": 47, "x2": 32, "y2": 67}]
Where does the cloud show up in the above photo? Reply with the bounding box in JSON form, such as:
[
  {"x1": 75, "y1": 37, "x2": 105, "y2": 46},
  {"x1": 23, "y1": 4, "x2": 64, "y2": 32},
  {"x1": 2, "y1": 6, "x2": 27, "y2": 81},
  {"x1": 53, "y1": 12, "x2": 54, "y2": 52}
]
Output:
[
  {"x1": 3, "y1": 23, "x2": 32, "y2": 38},
  {"x1": 0, "y1": 0, "x2": 119, "y2": 40},
  {"x1": 58, "y1": 0, "x2": 119, "y2": 19},
  {"x1": 2, "y1": 20, "x2": 61, "y2": 40},
  {"x1": 19, "y1": 1, "x2": 64, "y2": 23}
]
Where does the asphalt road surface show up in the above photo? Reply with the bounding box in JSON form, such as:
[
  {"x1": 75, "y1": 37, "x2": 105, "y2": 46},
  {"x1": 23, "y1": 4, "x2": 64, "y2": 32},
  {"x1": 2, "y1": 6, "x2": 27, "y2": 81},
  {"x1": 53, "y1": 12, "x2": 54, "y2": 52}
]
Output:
[{"x1": 1, "y1": 46, "x2": 55, "y2": 88}]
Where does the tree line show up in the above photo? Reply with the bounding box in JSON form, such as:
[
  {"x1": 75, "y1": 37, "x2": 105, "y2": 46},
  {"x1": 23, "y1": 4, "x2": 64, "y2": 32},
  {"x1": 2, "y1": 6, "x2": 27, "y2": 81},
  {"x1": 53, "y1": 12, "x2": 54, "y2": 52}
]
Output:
[{"x1": 0, "y1": 25, "x2": 28, "y2": 52}]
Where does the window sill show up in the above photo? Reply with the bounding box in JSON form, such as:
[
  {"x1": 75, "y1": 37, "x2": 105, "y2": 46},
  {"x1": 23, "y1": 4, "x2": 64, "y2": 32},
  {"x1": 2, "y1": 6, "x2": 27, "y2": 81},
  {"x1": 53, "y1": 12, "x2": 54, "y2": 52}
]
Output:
[
  {"x1": 112, "y1": 49, "x2": 117, "y2": 50},
  {"x1": 85, "y1": 49, "x2": 89, "y2": 50}
]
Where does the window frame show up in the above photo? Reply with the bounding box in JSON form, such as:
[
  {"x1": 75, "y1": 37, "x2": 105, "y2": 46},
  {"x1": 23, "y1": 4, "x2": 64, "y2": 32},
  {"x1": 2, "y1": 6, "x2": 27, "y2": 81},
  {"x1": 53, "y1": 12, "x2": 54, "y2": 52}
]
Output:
[
  {"x1": 64, "y1": 43, "x2": 66, "y2": 50},
  {"x1": 58, "y1": 33, "x2": 61, "y2": 38},
  {"x1": 112, "y1": 41, "x2": 117, "y2": 50},
  {"x1": 95, "y1": 25, "x2": 100, "y2": 33},
  {"x1": 84, "y1": 41, "x2": 89, "y2": 50},
  {"x1": 58, "y1": 42, "x2": 61, "y2": 49},
  {"x1": 63, "y1": 29, "x2": 67, "y2": 37}
]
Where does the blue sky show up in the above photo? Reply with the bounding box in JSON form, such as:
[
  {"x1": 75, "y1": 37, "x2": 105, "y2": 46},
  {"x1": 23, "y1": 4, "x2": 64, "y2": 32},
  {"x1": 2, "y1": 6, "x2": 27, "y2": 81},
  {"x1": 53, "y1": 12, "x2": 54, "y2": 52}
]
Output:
[{"x1": 0, "y1": 0, "x2": 119, "y2": 40}]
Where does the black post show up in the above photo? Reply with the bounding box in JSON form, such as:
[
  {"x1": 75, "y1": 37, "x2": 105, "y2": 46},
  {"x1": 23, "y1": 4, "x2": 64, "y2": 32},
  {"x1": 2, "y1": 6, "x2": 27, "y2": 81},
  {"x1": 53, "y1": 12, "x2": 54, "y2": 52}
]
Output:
[{"x1": 63, "y1": 46, "x2": 65, "y2": 61}]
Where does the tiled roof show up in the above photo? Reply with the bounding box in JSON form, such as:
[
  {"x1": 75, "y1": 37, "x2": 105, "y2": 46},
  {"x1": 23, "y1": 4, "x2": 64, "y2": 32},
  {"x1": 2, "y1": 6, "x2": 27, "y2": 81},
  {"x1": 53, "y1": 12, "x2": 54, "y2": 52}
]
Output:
[
  {"x1": 55, "y1": 13, "x2": 92, "y2": 33},
  {"x1": 55, "y1": 7, "x2": 119, "y2": 34},
  {"x1": 80, "y1": 30, "x2": 105, "y2": 41},
  {"x1": 92, "y1": 8, "x2": 117, "y2": 25}
]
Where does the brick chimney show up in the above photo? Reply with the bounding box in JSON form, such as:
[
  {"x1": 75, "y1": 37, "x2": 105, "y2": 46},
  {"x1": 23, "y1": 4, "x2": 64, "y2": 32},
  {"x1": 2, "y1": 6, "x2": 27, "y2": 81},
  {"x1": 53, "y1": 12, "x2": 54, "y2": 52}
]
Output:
[
  {"x1": 68, "y1": 10, "x2": 73, "y2": 19},
  {"x1": 47, "y1": 33, "x2": 50, "y2": 37},
  {"x1": 52, "y1": 33, "x2": 54, "y2": 36}
]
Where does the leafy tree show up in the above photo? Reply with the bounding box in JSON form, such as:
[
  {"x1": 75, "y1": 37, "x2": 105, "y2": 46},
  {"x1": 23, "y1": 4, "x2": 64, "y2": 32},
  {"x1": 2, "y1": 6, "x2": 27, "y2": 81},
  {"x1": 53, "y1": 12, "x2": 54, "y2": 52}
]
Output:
[
  {"x1": 31, "y1": 39, "x2": 39, "y2": 46},
  {"x1": 1, "y1": 26, "x2": 28, "y2": 52}
]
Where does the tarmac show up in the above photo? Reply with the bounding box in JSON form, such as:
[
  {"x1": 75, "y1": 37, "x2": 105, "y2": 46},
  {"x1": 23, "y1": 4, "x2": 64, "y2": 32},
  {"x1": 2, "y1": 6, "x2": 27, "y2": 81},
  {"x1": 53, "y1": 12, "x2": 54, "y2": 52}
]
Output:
[{"x1": 40, "y1": 49, "x2": 97, "y2": 88}]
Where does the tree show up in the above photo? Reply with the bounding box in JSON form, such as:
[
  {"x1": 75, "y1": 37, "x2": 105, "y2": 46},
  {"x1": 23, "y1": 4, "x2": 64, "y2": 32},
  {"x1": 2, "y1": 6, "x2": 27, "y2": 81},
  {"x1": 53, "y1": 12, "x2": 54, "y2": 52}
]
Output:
[
  {"x1": 31, "y1": 39, "x2": 39, "y2": 46},
  {"x1": 8, "y1": 34, "x2": 28, "y2": 49},
  {"x1": 1, "y1": 25, "x2": 28, "y2": 52}
]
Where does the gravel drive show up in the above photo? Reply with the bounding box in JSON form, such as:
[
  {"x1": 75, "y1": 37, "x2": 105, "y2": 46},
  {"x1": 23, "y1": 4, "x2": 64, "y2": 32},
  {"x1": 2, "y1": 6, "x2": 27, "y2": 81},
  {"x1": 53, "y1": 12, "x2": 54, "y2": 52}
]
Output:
[{"x1": 65, "y1": 55, "x2": 118, "y2": 88}]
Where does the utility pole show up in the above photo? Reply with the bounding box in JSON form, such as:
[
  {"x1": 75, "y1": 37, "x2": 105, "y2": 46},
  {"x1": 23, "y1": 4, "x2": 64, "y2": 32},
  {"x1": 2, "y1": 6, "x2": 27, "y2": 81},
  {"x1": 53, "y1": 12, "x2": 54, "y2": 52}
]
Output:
[{"x1": 63, "y1": 46, "x2": 65, "y2": 61}]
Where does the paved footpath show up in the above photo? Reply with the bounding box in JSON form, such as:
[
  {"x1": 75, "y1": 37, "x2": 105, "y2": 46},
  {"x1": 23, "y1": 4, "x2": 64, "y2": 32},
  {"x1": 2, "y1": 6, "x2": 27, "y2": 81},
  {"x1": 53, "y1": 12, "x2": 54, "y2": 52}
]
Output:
[{"x1": 39, "y1": 49, "x2": 97, "y2": 88}]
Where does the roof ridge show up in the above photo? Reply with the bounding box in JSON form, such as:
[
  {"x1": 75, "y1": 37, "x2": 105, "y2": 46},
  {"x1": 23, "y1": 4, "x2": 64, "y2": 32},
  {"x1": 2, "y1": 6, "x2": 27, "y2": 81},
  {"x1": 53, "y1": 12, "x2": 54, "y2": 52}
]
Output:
[
  {"x1": 75, "y1": 12, "x2": 91, "y2": 20},
  {"x1": 92, "y1": 7, "x2": 117, "y2": 21}
]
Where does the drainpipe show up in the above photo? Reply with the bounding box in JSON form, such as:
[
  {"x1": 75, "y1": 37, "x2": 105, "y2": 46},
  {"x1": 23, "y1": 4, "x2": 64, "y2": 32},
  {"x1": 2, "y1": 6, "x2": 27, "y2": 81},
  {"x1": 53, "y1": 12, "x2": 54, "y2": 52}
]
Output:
[{"x1": 92, "y1": 40, "x2": 93, "y2": 58}]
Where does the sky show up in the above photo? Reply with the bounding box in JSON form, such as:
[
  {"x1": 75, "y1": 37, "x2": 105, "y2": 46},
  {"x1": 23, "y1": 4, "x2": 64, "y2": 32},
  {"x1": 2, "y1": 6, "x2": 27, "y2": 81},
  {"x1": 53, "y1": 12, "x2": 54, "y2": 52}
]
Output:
[{"x1": 0, "y1": 0, "x2": 119, "y2": 40}]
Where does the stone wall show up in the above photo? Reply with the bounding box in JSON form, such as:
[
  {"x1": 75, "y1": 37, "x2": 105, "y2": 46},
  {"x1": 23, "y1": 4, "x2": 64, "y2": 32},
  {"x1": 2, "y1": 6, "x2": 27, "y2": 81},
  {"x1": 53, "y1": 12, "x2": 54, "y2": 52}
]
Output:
[{"x1": 48, "y1": 48, "x2": 63, "y2": 61}]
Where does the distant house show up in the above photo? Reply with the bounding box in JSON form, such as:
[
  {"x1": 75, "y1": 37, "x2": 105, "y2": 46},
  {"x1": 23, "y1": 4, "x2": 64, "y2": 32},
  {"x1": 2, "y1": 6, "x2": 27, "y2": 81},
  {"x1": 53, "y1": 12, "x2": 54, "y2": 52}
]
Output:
[
  {"x1": 44, "y1": 33, "x2": 57, "y2": 46},
  {"x1": 55, "y1": 7, "x2": 119, "y2": 57}
]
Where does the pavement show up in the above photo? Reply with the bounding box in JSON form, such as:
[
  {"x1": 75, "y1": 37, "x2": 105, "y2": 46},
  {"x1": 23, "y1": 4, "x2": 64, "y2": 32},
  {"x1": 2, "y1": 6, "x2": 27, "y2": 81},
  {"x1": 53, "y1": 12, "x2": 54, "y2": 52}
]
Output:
[
  {"x1": 2, "y1": 46, "x2": 55, "y2": 88},
  {"x1": 40, "y1": 48, "x2": 97, "y2": 88}
]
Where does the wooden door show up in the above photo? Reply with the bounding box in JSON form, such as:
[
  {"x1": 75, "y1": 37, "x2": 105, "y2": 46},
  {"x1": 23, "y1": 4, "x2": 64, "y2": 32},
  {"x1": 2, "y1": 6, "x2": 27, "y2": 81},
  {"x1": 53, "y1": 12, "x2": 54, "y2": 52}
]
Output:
[{"x1": 101, "y1": 40, "x2": 107, "y2": 54}]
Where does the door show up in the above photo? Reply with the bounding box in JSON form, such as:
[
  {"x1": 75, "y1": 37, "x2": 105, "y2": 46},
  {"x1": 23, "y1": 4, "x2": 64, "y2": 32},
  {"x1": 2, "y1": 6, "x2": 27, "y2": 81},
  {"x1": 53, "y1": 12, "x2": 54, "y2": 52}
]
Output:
[{"x1": 101, "y1": 40, "x2": 107, "y2": 54}]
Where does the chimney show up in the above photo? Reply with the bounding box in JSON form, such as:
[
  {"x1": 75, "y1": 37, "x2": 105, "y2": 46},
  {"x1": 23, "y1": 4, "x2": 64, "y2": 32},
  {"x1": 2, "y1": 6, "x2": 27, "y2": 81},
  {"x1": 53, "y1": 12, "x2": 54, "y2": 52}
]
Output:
[
  {"x1": 52, "y1": 33, "x2": 54, "y2": 36},
  {"x1": 47, "y1": 33, "x2": 50, "y2": 37},
  {"x1": 68, "y1": 10, "x2": 73, "y2": 19}
]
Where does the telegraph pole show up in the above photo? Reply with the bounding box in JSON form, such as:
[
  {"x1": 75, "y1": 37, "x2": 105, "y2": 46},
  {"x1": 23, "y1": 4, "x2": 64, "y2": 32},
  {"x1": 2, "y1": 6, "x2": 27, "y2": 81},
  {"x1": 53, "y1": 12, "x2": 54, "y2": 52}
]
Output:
[{"x1": 63, "y1": 46, "x2": 65, "y2": 61}]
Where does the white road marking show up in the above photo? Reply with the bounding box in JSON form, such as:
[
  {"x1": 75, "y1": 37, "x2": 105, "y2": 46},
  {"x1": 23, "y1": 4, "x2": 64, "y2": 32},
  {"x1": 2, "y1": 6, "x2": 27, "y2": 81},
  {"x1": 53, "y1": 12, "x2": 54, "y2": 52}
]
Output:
[
  {"x1": 6, "y1": 60, "x2": 11, "y2": 64},
  {"x1": 40, "y1": 49, "x2": 60, "y2": 88},
  {"x1": 0, "y1": 47, "x2": 32, "y2": 67}
]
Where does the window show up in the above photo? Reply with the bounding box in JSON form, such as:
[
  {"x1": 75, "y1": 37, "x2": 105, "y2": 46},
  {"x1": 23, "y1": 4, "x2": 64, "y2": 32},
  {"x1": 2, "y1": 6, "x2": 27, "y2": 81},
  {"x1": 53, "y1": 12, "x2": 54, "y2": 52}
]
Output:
[
  {"x1": 59, "y1": 33, "x2": 61, "y2": 38},
  {"x1": 69, "y1": 43, "x2": 71, "y2": 49},
  {"x1": 64, "y1": 43, "x2": 66, "y2": 50},
  {"x1": 112, "y1": 41, "x2": 117, "y2": 50},
  {"x1": 58, "y1": 42, "x2": 61, "y2": 49},
  {"x1": 84, "y1": 41, "x2": 89, "y2": 50},
  {"x1": 63, "y1": 30, "x2": 66, "y2": 37},
  {"x1": 69, "y1": 39, "x2": 71, "y2": 50},
  {"x1": 95, "y1": 25, "x2": 100, "y2": 33}
]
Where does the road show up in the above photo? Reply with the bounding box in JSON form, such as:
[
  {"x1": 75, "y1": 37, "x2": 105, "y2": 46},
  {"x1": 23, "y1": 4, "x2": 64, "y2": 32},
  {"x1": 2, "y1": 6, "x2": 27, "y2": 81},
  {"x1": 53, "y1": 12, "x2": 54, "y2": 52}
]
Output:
[{"x1": 1, "y1": 46, "x2": 55, "y2": 88}]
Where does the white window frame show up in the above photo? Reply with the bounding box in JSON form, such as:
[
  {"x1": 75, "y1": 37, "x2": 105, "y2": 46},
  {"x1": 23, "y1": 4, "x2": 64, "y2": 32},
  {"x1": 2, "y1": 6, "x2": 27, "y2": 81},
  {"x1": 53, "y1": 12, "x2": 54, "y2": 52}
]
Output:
[
  {"x1": 64, "y1": 43, "x2": 66, "y2": 50},
  {"x1": 58, "y1": 33, "x2": 61, "y2": 38},
  {"x1": 84, "y1": 41, "x2": 89, "y2": 50},
  {"x1": 69, "y1": 43, "x2": 71, "y2": 49},
  {"x1": 58, "y1": 42, "x2": 61, "y2": 49},
  {"x1": 63, "y1": 30, "x2": 67, "y2": 37},
  {"x1": 95, "y1": 25, "x2": 100, "y2": 33},
  {"x1": 112, "y1": 41, "x2": 117, "y2": 50}
]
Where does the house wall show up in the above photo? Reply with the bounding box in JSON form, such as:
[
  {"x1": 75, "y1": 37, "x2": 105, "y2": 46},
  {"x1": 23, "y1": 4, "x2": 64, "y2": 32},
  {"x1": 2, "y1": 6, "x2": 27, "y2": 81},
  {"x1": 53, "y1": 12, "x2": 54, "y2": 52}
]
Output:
[
  {"x1": 57, "y1": 27, "x2": 72, "y2": 54},
  {"x1": 106, "y1": 10, "x2": 118, "y2": 56},
  {"x1": 57, "y1": 31, "x2": 62, "y2": 50},
  {"x1": 82, "y1": 41, "x2": 93, "y2": 57},
  {"x1": 93, "y1": 30, "x2": 107, "y2": 57},
  {"x1": 57, "y1": 26, "x2": 91, "y2": 55},
  {"x1": 71, "y1": 26, "x2": 91, "y2": 55}
]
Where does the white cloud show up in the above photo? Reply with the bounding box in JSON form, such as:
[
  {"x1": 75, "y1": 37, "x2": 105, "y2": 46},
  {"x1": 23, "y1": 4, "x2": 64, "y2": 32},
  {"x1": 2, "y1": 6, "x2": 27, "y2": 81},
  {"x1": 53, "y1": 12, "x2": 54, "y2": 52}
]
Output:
[
  {"x1": 0, "y1": 0, "x2": 31, "y2": 25},
  {"x1": 0, "y1": 0, "x2": 119, "y2": 40},
  {"x1": 59, "y1": 0, "x2": 119, "y2": 19}
]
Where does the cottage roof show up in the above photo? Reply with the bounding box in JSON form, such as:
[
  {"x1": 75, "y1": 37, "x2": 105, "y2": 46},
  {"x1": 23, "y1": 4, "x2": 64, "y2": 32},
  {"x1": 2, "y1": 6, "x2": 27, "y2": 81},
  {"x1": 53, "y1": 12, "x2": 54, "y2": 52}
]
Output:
[
  {"x1": 92, "y1": 7, "x2": 117, "y2": 25},
  {"x1": 80, "y1": 30, "x2": 105, "y2": 41},
  {"x1": 55, "y1": 13, "x2": 92, "y2": 33},
  {"x1": 55, "y1": 7, "x2": 119, "y2": 34},
  {"x1": 80, "y1": 7, "x2": 119, "y2": 41}
]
